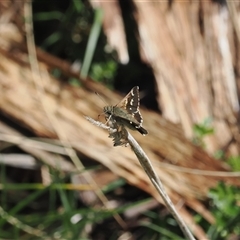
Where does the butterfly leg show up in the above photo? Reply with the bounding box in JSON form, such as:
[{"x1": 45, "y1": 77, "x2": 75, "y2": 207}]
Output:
[{"x1": 105, "y1": 114, "x2": 113, "y2": 125}]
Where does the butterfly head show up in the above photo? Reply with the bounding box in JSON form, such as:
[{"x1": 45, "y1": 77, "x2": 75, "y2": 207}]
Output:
[{"x1": 103, "y1": 106, "x2": 114, "y2": 118}]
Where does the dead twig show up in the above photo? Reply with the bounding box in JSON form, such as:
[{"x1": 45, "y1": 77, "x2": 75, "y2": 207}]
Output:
[{"x1": 86, "y1": 116, "x2": 196, "y2": 240}]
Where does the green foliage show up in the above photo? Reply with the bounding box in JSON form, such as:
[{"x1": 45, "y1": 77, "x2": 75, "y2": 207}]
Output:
[
  {"x1": 139, "y1": 211, "x2": 185, "y2": 240},
  {"x1": 191, "y1": 119, "x2": 240, "y2": 240},
  {"x1": 33, "y1": 1, "x2": 91, "y2": 52},
  {"x1": 33, "y1": 1, "x2": 117, "y2": 88},
  {"x1": 192, "y1": 118, "x2": 214, "y2": 147},
  {"x1": 0, "y1": 166, "x2": 126, "y2": 239},
  {"x1": 214, "y1": 149, "x2": 225, "y2": 160},
  {"x1": 102, "y1": 178, "x2": 126, "y2": 194},
  {"x1": 227, "y1": 155, "x2": 240, "y2": 171},
  {"x1": 90, "y1": 60, "x2": 117, "y2": 87},
  {"x1": 80, "y1": 8, "x2": 104, "y2": 79},
  {"x1": 207, "y1": 182, "x2": 240, "y2": 239}
]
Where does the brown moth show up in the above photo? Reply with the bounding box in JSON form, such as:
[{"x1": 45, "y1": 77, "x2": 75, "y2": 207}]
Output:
[{"x1": 103, "y1": 86, "x2": 148, "y2": 135}]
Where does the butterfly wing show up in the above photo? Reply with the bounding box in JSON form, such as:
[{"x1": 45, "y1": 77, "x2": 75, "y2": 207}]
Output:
[
  {"x1": 116, "y1": 86, "x2": 139, "y2": 112},
  {"x1": 116, "y1": 86, "x2": 143, "y2": 125}
]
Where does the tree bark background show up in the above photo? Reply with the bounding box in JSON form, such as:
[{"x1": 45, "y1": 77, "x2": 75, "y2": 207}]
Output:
[{"x1": 93, "y1": 0, "x2": 240, "y2": 155}]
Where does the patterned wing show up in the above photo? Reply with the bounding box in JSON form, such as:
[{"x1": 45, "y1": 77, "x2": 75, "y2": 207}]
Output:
[
  {"x1": 116, "y1": 86, "x2": 143, "y2": 124},
  {"x1": 116, "y1": 86, "x2": 139, "y2": 113}
]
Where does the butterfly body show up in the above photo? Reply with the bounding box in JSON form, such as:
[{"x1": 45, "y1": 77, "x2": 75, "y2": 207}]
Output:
[{"x1": 103, "y1": 86, "x2": 148, "y2": 135}]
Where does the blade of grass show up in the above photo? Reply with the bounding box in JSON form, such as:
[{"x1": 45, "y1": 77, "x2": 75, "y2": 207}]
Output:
[
  {"x1": 80, "y1": 8, "x2": 103, "y2": 79},
  {"x1": 0, "y1": 183, "x2": 92, "y2": 191},
  {"x1": 33, "y1": 11, "x2": 63, "y2": 21},
  {"x1": 0, "y1": 205, "x2": 47, "y2": 238},
  {"x1": 0, "y1": 186, "x2": 50, "y2": 228},
  {"x1": 57, "y1": 187, "x2": 77, "y2": 235},
  {"x1": 141, "y1": 221, "x2": 185, "y2": 240},
  {"x1": 0, "y1": 161, "x2": 7, "y2": 210}
]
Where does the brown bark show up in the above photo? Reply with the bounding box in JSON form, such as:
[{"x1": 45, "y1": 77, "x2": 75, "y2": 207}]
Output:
[
  {"x1": 90, "y1": 0, "x2": 129, "y2": 64},
  {"x1": 132, "y1": 0, "x2": 240, "y2": 154},
  {"x1": 94, "y1": 0, "x2": 240, "y2": 154}
]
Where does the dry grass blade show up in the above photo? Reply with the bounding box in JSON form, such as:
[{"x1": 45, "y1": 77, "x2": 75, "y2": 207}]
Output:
[{"x1": 86, "y1": 116, "x2": 195, "y2": 239}]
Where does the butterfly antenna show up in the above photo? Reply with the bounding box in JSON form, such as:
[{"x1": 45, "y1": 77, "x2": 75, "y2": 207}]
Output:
[
  {"x1": 95, "y1": 92, "x2": 113, "y2": 124},
  {"x1": 95, "y1": 92, "x2": 108, "y2": 105},
  {"x1": 95, "y1": 92, "x2": 108, "y2": 119}
]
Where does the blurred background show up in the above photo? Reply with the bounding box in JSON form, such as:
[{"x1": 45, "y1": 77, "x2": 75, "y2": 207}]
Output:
[{"x1": 0, "y1": 0, "x2": 240, "y2": 239}]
